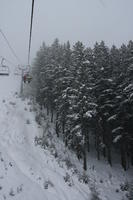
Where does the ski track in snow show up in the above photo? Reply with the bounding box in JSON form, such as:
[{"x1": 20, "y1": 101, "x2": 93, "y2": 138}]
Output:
[{"x1": 0, "y1": 73, "x2": 91, "y2": 199}]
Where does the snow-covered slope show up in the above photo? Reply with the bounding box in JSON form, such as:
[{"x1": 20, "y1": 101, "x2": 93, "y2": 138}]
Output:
[
  {"x1": 0, "y1": 70, "x2": 132, "y2": 200},
  {"x1": 0, "y1": 72, "x2": 91, "y2": 199}
]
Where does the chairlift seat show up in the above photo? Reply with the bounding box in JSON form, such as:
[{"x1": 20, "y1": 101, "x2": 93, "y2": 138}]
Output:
[{"x1": 0, "y1": 65, "x2": 10, "y2": 75}]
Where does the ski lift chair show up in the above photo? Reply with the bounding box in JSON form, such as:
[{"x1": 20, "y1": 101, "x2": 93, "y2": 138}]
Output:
[
  {"x1": 26, "y1": 73, "x2": 32, "y2": 83},
  {"x1": 0, "y1": 58, "x2": 10, "y2": 76},
  {"x1": 0, "y1": 64, "x2": 10, "y2": 75},
  {"x1": 23, "y1": 72, "x2": 32, "y2": 83}
]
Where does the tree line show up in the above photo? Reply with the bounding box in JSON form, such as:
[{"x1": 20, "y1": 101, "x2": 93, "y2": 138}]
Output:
[{"x1": 31, "y1": 39, "x2": 133, "y2": 171}]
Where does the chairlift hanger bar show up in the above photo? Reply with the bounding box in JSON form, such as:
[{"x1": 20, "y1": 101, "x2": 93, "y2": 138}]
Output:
[
  {"x1": 28, "y1": 0, "x2": 35, "y2": 66},
  {"x1": 1, "y1": 57, "x2": 4, "y2": 65},
  {"x1": 0, "y1": 56, "x2": 16, "y2": 66}
]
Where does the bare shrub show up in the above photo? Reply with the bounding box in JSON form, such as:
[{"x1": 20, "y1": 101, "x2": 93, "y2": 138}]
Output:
[
  {"x1": 115, "y1": 188, "x2": 119, "y2": 193},
  {"x1": 63, "y1": 156, "x2": 74, "y2": 170},
  {"x1": 26, "y1": 119, "x2": 30, "y2": 124},
  {"x1": 35, "y1": 136, "x2": 42, "y2": 146},
  {"x1": 78, "y1": 173, "x2": 89, "y2": 184},
  {"x1": 127, "y1": 182, "x2": 133, "y2": 200},
  {"x1": 9, "y1": 101, "x2": 16, "y2": 106},
  {"x1": 27, "y1": 101, "x2": 32, "y2": 105},
  {"x1": 90, "y1": 184, "x2": 101, "y2": 200},
  {"x1": 64, "y1": 172, "x2": 74, "y2": 187},
  {"x1": 35, "y1": 114, "x2": 42, "y2": 125},
  {"x1": 44, "y1": 180, "x2": 54, "y2": 189},
  {"x1": 17, "y1": 184, "x2": 23, "y2": 193},
  {"x1": 29, "y1": 108, "x2": 33, "y2": 112},
  {"x1": 9, "y1": 188, "x2": 15, "y2": 196},
  {"x1": 120, "y1": 181, "x2": 130, "y2": 191},
  {"x1": 100, "y1": 179, "x2": 103, "y2": 183}
]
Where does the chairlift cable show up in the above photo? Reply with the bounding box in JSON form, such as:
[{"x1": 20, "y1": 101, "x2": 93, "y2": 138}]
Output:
[
  {"x1": 98, "y1": 0, "x2": 105, "y2": 7},
  {"x1": 28, "y1": 0, "x2": 35, "y2": 65},
  {"x1": 0, "y1": 29, "x2": 21, "y2": 64}
]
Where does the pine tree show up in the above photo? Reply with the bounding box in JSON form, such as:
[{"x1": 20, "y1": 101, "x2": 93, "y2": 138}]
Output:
[{"x1": 30, "y1": 39, "x2": 133, "y2": 170}]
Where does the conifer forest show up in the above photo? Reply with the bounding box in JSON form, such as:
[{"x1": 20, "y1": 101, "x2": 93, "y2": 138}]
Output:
[{"x1": 31, "y1": 39, "x2": 133, "y2": 171}]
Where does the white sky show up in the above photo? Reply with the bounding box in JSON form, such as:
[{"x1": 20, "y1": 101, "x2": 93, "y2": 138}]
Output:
[{"x1": 0, "y1": 0, "x2": 133, "y2": 66}]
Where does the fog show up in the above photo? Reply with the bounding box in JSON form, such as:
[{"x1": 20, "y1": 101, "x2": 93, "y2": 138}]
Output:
[{"x1": 0, "y1": 0, "x2": 133, "y2": 66}]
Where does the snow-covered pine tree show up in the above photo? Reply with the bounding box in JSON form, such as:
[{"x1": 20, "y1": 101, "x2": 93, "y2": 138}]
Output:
[{"x1": 30, "y1": 39, "x2": 133, "y2": 171}]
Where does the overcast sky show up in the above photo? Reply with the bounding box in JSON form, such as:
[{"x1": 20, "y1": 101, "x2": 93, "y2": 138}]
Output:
[{"x1": 0, "y1": 0, "x2": 133, "y2": 66}]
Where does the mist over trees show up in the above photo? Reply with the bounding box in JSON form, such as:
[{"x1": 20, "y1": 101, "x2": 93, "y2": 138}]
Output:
[{"x1": 31, "y1": 39, "x2": 133, "y2": 171}]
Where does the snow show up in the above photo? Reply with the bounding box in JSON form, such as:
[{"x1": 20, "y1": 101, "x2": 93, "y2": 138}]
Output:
[
  {"x1": 0, "y1": 70, "x2": 132, "y2": 200},
  {"x1": 83, "y1": 60, "x2": 90, "y2": 64},
  {"x1": 107, "y1": 114, "x2": 117, "y2": 122},
  {"x1": 0, "y1": 72, "x2": 91, "y2": 199},
  {"x1": 107, "y1": 79, "x2": 113, "y2": 82},
  {"x1": 39, "y1": 115, "x2": 133, "y2": 200},
  {"x1": 113, "y1": 135, "x2": 122, "y2": 143},
  {"x1": 124, "y1": 83, "x2": 133, "y2": 92},
  {"x1": 84, "y1": 111, "x2": 93, "y2": 118},
  {"x1": 101, "y1": 67, "x2": 104, "y2": 71},
  {"x1": 129, "y1": 92, "x2": 133, "y2": 99},
  {"x1": 71, "y1": 125, "x2": 81, "y2": 134},
  {"x1": 112, "y1": 127, "x2": 123, "y2": 134}
]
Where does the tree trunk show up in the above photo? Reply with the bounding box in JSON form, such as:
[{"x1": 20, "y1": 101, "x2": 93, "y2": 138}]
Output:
[
  {"x1": 87, "y1": 133, "x2": 90, "y2": 152},
  {"x1": 40, "y1": 104, "x2": 42, "y2": 110},
  {"x1": 131, "y1": 156, "x2": 133, "y2": 166},
  {"x1": 83, "y1": 128, "x2": 88, "y2": 171},
  {"x1": 121, "y1": 143, "x2": 127, "y2": 171},
  {"x1": 47, "y1": 106, "x2": 49, "y2": 115},
  {"x1": 56, "y1": 121, "x2": 59, "y2": 138},
  {"x1": 102, "y1": 134, "x2": 106, "y2": 158},
  {"x1": 95, "y1": 117, "x2": 101, "y2": 160},
  {"x1": 83, "y1": 145, "x2": 87, "y2": 171},
  {"x1": 51, "y1": 109, "x2": 54, "y2": 123},
  {"x1": 96, "y1": 134, "x2": 100, "y2": 160},
  {"x1": 127, "y1": 153, "x2": 130, "y2": 169},
  {"x1": 103, "y1": 146, "x2": 106, "y2": 158},
  {"x1": 65, "y1": 135, "x2": 68, "y2": 147},
  {"x1": 62, "y1": 121, "x2": 65, "y2": 142},
  {"x1": 107, "y1": 146, "x2": 112, "y2": 166},
  {"x1": 131, "y1": 147, "x2": 133, "y2": 166}
]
